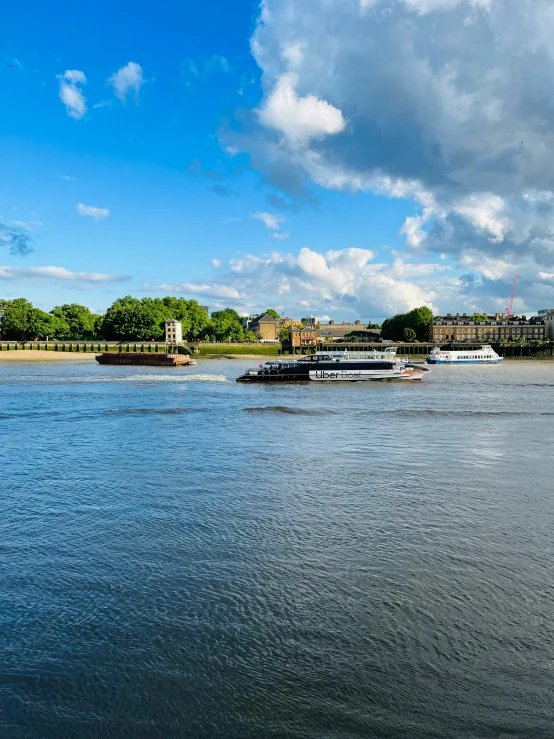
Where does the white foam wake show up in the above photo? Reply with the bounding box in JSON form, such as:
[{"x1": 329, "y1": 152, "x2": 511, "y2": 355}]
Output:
[{"x1": 119, "y1": 373, "x2": 228, "y2": 383}]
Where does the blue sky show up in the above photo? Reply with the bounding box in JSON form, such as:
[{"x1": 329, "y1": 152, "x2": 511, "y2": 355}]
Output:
[{"x1": 2, "y1": 0, "x2": 554, "y2": 321}]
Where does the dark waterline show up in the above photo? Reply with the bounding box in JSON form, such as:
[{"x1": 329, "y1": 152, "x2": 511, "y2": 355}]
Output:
[{"x1": 1, "y1": 359, "x2": 553, "y2": 739}]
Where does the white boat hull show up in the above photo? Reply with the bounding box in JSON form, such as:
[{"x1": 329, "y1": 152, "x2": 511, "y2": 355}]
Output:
[
  {"x1": 308, "y1": 368, "x2": 427, "y2": 381},
  {"x1": 427, "y1": 358, "x2": 502, "y2": 365}
]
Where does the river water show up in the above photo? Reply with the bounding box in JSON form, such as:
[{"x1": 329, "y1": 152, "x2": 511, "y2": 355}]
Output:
[{"x1": 1, "y1": 358, "x2": 553, "y2": 739}]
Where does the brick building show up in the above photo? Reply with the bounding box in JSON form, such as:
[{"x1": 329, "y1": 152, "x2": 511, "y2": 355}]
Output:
[
  {"x1": 430, "y1": 313, "x2": 545, "y2": 342},
  {"x1": 246, "y1": 312, "x2": 279, "y2": 341},
  {"x1": 289, "y1": 325, "x2": 318, "y2": 348}
]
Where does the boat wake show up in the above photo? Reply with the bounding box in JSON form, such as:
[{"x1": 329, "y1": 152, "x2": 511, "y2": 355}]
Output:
[
  {"x1": 117, "y1": 373, "x2": 228, "y2": 383},
  {"x1": 244, "y1": 405, "x2": 325, "y2": 415}
]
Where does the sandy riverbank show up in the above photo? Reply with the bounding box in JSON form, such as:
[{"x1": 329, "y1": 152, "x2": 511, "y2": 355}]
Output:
[{"x1": 0, "y1": 351, "x2": 98, "y2": 361}]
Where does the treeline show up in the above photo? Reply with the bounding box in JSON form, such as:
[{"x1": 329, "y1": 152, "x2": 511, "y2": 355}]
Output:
[
  {"x1": 0, "y1": 297, "x2": 249, "y2": 342},
  {"x1": 380, "y1": 306, "x2": 433, "y2": 342}
]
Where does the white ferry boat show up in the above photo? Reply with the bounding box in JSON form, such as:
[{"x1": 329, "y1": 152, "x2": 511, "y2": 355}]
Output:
[
  {"x1": 427, "y1": 345, "x2": 502, "y2": 365},
  {"x1": 237, "y1": 353, "x2": 431, "y2": 382}
]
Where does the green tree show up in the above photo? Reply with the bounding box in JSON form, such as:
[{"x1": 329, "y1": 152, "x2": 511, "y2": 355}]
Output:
[
  {"x1": 380, "y1": 315, "x2": 404, "y2": 341},
  {"x1": 367, "y1": 321, "x2": 381, "y2": 329},
  {"x1": 94, "y1": 314, "x2": 105, "y2": 337},
  {"x1": 244, "y1": 330, "x2": 257, "y2": 343},
  {"x1": 381, "y1": 306, "x2": 433, "y2": 342},
  {"x1": 471, "y1": 312, "x2": 489, "y2": 322},
  {"x1": 266, "y1": 308, "x2": 280, "y2": 320},
  {"x1": 160, "y1": 297, "x2": 192, "y2": 337},
  {"x1": 1, "y1": 298, "x2": 69, "y2": 340},
  {"x1": 184, "y1": 300, "x2": 210, "y2": 340},
  {"x1": 403, "y1": 326, "x2": 417, "y2": 342},
  {"x1": 29, "y1": 310, "x2": 68, "y2": 340},
  {"x1": 1, "y1": 298, "x2": 34, "y2": 339},
  {"x1": 405, "y1": 306, "x2": 433, "y2": 340},
  {"x1": 101, "y1": 296, "x2": 167, "y2": 341},
  {"x1": 51, "y1": 303, "x2": 101, "y2": 339},
  {"x1": 209, "y1": 308, "x2": 244, "y2": 342},
  {"x1": 278, "y1": 326, "x2": 290, "y2": 342}
]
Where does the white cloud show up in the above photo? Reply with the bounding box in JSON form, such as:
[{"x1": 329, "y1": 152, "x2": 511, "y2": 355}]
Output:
[
  {"x1": 58, "y1": 69, "x2": 87, "y2": 120},
  {"x1": 281, "y1": 43, "x2": 303, "y2": 67},
  {"x1": 60, "y1": 174, "x2": 76, "y2": 181},
  {"x1": 10, "y1": 221, "x2": 43, "y2": 232},
  {"x1": 108, "y1": 61, "x2": 144, "y2": 103},
  {"x1": 387, "y1": 257, "x2": 451, "y2": 278},
  {"x1": 143, "y1": 282, "x2": 245, "y2": 300},
  {"x1": 457, "y1": 251, "x2": 521, "y2": 281},
  {"x1": 0, "y1": 266, "x2": 130, "y2": 283},
  {"x1": 400, "y1": 206, "x2": 435, "y2": 249},
  {"x1": 226, "y1": 0, "x2": 554, "y2": 305},
  {"x1": 93, "y1": 99, "x2": 112, "y2": 109},
  {"x1": 252, "y1": 211, "x2": 286, "y2": 230},
  {"x1": 453, "y1": 194, "x2": 512, "y2": 244},
  {"x1": 210, "y1": 259, "x2": 222, "y2": 268},
  {"x1": 271, "y1": 231, "x2": 290, "y2": 239},
  {"x1": 144, "y1": 247, "x2": 444, "y2": 317},
  {"x1": 258, "y1": 73, "x2": 346, "y2": 145},
  {"x1": 76, "y1": 203, "x2": 110, "y2": 220}
]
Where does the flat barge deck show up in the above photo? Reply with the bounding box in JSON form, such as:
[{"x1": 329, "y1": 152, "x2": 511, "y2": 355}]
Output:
[{"x1": 95, "y1": 352, "x2": 192, "y2": 367}]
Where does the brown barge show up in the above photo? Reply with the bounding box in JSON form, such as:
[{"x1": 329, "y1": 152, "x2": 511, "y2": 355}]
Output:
[{"x1": 95, "y1": 352, "x2": 193, "y2": 367}]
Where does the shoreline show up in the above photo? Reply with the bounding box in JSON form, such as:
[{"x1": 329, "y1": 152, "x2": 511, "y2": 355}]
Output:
[
  {"x1": 0, "y1": 351, "x2": 98, "y2": 361},
  {"x1": 2, "y1": 350, "x2": 554, "y2": 363}
]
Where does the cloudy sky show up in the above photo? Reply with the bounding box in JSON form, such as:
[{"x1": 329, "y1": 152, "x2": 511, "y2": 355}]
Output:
[{"x1": 2, "y1": 0, "x2": 554, "y2": 320}]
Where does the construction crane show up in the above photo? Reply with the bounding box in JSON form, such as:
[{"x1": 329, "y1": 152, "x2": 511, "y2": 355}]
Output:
[{"x1": 506, "y1": 274, "x2": 518, "y2": 317}]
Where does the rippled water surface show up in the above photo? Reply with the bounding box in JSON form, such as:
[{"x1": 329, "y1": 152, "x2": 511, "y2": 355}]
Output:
[{"x1": 1, "y1": 358, "x2": 554, "y2": 739}]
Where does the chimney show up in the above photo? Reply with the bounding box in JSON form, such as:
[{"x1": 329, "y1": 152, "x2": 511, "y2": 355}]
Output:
[
  {"x1": 329, "y1": 319, "x2": 334, "y2": 325},
  {"x1": 355, "y1": 320, "x2": 361, "y2": 325}
]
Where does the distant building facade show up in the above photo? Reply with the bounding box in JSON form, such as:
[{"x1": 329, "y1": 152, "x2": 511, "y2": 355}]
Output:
[
  {"x1": 246, "y1": 312, "x2": 279, "y2": 341},
  {"x1": 289, "y1": 325, "x2": 318, "y2": 348},
  {"x1": 318, "y1": 320, "x2": 381, "y2": 341},
  {"x1": 430, "y1": 313, "x2": 545, "y2": 342},
  {"x1": 539, "y1": 309, "x2": 554, "y2": 339},
  {"x1": 279, "y1": 317, "x2": 294, "y2": 328},
  {"x1": 165, "y1": 319, "x2": 183, "y2": 344}
]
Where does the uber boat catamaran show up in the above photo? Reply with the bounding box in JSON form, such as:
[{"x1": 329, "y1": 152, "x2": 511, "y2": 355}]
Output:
[
  {"x1": 427, "y1": 344, "x2": 502, "y2": 365},
  {"x1": 236, "y1": 353, "x2": 431, "y2": 382}
]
